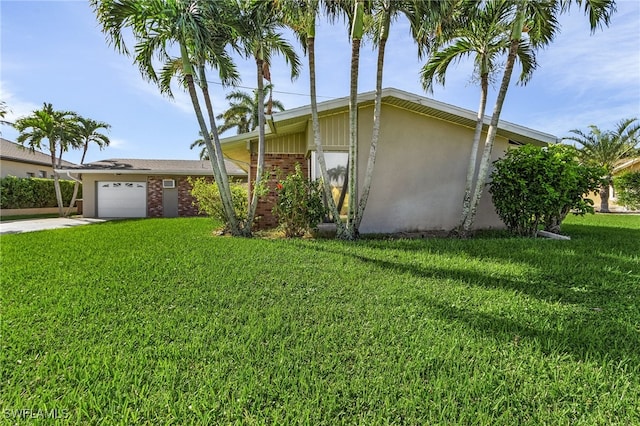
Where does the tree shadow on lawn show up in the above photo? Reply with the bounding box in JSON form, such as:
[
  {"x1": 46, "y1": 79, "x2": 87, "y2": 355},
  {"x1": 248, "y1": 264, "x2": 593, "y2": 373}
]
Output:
[{"x1": 290, "y1": 223, "x2": 640, "y2": 362}]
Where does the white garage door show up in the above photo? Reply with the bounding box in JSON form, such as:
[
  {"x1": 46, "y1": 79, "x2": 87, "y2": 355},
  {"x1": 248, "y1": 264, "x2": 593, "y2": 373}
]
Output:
[{"x1": 97, "y1": 181, "x2": 147, "y2": 218}]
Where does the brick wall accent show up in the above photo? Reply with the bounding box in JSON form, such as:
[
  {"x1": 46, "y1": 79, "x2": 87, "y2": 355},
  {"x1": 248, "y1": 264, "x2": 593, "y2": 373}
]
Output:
[
  {"x1": 147, "y1": 176, "x2": 163, "y2": 217},
  {"x1": 250, "y1": 153, "x2": 308, "y2": 229},
  {"x1": 148, "y1": 175, "x2": 213, "y2": 218},
  {"x1": 178, "y1": 176, "x2": 213, "y2": 217}
]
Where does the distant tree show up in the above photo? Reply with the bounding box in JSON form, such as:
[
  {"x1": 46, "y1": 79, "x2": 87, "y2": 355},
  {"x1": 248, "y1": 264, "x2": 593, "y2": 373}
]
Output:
[
  {"x1": 217, "y1": 85, "x2": 285, "y2": 135},
  {"x1": 564, "y1": 118, "x2": 640, "y2": 212},
  {"x1": 14, "y1": 103, "x2": 81, "y2": 216},
  {"x1": 0, "y1": 101, "x2": 11, "y2": 131}
]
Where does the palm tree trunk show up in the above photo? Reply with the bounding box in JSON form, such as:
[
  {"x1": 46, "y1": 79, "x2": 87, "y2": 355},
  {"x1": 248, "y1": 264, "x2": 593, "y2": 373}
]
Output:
[
  {"x1": 197, "y1": 64, "x2": 239, "y2": 231},
  {"x1": 65, "y1": 142, "x2": 89, "y2": 217},
  {"x1": 308, "y1": 33, "x2": 345, "y2": 237},
  {"x1": 344, "y1": 1, "x2": 364, "y2": 240},
  {"x1": 354, "y1": 7, "x2": 390, "y2": 232},
  {"x1": 49, "y1": 144, "x2": 64, "y2": 217},
  {"x1": 245, "y1": 56, "x2": 267, "y2": 235},
  {"x1": 462, "y1": 38, "x2": 520, "y2": 233},
  {"x1": 600, "y1": 178, "x2": 611, "y2": 212},
  {"x1": 457, "y1": 74, "x2": 489, "y2": 236},
  {"x1": 180, "y1": 44, "x2": 241, "y2": 235}
]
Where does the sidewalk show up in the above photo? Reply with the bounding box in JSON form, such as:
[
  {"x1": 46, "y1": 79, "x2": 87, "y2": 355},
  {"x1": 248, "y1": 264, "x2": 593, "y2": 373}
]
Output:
[{"x1": 0, "y1": 217, "x2": 107, "y2": 235}]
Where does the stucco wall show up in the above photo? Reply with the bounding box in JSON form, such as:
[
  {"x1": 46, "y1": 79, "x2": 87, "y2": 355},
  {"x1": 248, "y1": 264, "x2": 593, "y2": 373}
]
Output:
[
  {"x1": 355, "y1": 104, "x2": 509, "y2": 233},
  {"x1": 1, "y1": 159, "x2": 55, "y2": 179}
]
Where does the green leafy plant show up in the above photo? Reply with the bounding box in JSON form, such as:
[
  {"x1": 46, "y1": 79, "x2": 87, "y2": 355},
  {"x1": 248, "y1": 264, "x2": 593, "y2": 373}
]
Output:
[
  {"x1": 272, "y1": 163, "x2": 327, "y2": 238},
  {"x1": 189, "y1": 177, "x2": 249, "y2": 231},
  {"x1": 614, "y1": 171, "x2": 640, "y2": 210},
  {"x1": 0, "y1": 176, "x2": 79, "y2": 209},
  {"x1": 489, "y1": 144, "x2": 604, "y2": 237}
]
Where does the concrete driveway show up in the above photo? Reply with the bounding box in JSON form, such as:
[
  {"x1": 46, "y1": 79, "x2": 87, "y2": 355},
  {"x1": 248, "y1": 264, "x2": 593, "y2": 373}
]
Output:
[{"x1": 0, "y1": 217, "x2": 107, "y2": 235}]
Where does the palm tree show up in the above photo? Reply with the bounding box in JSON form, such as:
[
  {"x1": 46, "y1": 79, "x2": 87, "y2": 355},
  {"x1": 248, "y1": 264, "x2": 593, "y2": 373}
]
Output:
[
  {"x1": 91, "y1": 0, "x2": 244, "y2": 235},
  {"x1": 235, "y1": 0, "x2": 301, "y2": 234},
  {"x1": 420, "y1": 0, "x2": 536, "y2": 236},
  {"x1": 352, "y1": 0, "x2": 458, "y2": 235},
  {"x1": 66, "y1": 116, "x2": 111, "y2": 216},
  {"x1": 0, "y1": 101, "x2": 11, "y2": 132},
  {"x1": 278, "y1": 0, "x2": 346, "y2": 234},
  {"x1": 459, "y1": 0, "x2": 616, "y2": 235},
  {"x1": 564, "y1": 118, "x2": 640, "y2": 212},
  {"x1": 14, "y1": 103, "x2": 81, "y2": 217},
  {"x1": 218, "y1": 85, "x2": 285, "y2": 134}
]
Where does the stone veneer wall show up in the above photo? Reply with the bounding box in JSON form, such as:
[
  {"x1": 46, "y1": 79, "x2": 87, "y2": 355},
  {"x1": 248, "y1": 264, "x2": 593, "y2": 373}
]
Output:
[{"x1": 250, "y1": 153, "x2": 308, "y2": 229}]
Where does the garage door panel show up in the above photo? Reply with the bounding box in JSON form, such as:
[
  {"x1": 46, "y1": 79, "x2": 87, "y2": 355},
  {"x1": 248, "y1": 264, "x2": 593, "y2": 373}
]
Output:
[{"x1": 98, "y1": 182, "x2": 146, "y2": 218}]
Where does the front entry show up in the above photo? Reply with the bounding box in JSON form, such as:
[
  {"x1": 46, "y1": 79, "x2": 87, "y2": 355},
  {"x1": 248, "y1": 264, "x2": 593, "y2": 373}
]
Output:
[{"x1": 163, "y1": 187, "x2": 178, "y2": 217}]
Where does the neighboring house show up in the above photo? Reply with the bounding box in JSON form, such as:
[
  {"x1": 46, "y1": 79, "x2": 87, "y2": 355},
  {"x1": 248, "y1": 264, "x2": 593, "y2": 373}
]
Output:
[
  {"x1": 1, "y1": 137, "x2": 77, "y2": 178},
  {"x1": 219, "y1": 87, "x2": 558, "y2": 233},
  {"x1": 589, "y1": 157, "x2": 640, "y2": 212},
  {"x1": 56, "y1": 158, "x2": 247, "y2": 218}
]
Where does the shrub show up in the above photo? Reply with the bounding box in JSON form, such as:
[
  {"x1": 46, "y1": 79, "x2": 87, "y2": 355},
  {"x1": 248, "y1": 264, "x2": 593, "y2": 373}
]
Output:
[
  {"x1": 614, "y1": 170, "x2": 640, "y2": 210},
  {"x1": 489, "y1": 144, "x2": 603, "y2": 237},
  {"x1": 272, "y1": 163, "x2": 327, "y2": 238},
  {"x1": 0, "y1": 176, "x2": 79, "y2": 209},
  {"x1": 189, "y1": 178, "x2": 248, "y2": 230}
]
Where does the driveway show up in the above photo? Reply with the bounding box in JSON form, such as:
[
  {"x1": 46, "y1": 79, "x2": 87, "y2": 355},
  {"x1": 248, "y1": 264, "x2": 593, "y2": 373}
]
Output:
[{"x1": 0, "y1": 217, "x2": 107, "y2": 235}]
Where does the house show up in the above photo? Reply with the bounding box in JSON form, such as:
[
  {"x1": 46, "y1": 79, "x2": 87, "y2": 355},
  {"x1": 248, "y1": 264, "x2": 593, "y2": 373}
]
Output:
[
  {"x1": 589, "y1": 157, "x2": 640, "y2": 212},
  {"x1": 219, "y1": 88, "x2": 558, "y2": 233},
  {"x1": 55, "y1": 158, "x2": 247, "y2": 218},
  {"x1": 1, "y1": 137, "x2": 77, "y2": 178}
]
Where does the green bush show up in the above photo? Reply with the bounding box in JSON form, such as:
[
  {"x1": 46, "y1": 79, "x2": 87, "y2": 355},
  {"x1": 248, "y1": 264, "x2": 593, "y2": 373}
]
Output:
[
  {"x1": 272, "y1": 163, "x2": 327, "y2": 238},
  {"x1": 614, "y1": 170, "x2": 640, "y2": 210},
  {"x1": 189, "y1": 178, "x2": 248, "y2": 230},
  {"x1": 489, "y1": 144, "x2": 603, "y2": 237},
  {"x1": 0, "y1": 176, "x2": 80, "y2": 209}
]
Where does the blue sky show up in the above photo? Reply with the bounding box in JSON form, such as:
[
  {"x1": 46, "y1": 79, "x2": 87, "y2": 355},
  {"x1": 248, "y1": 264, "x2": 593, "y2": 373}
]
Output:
[{"x1": 1, "y1": 0, "x2": 639, "y2": 165}]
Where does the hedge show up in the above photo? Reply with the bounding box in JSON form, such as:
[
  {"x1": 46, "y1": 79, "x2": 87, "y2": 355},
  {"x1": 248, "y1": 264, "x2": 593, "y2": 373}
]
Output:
[{"x1": 0, "y1": 176, "x2": 81, "y2": 209}]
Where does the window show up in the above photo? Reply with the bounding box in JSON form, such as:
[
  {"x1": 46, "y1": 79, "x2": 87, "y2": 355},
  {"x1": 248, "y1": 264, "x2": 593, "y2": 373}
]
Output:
[
  {"x1": 38, "y1": 170, "x2": 47, "y2": 178},
  {"x1": 26, "y1": 172, "x2": 35, "y2": 178},
  {"x1": 311, "y1": 151, "x2": 349, "y2": 216}
]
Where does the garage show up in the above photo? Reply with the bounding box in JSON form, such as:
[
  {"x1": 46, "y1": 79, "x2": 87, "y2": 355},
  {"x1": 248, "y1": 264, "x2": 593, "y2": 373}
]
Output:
[{"x1": 97, "y1": 181, "x2": 147, "y2": 218}]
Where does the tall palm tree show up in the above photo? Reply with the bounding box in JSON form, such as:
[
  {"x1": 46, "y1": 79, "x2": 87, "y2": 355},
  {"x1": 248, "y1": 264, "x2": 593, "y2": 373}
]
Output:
[
  {"x1": 66, "y1": 116, "x2": 111, "y2": 216},
  {"x1": 14, "y1": 103, "x2": 81, "y2": 217},
  {"x1": 91, "y1": 0, "x2": 244, "y2": 235},
  {"x1": 564, "y1": 118, "x2": 640, "y2": 212},
  {"x1": 352, "y1": 0, "x2": 458, "y2": 235},
  {"x1": 420, "y1": 0, "x2": 536, "y2": 235},
  {"x1": 235, "y1": 0, "x2": 301, "y2": 233},
  {"x1": 460, "y1": 0, "x2": 615, "y2": 235},
  {"x1": 278, "y1": 0, "x2": 347, "y2": 235},
  {"x1": 218, "y1": 85, "x2": 285, "y2": 134}
]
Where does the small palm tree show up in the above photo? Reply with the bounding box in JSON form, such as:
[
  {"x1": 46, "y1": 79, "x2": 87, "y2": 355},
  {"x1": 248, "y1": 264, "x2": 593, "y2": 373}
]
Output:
[
  {"x1": 14, "y1": 103, "x2": 81, "y2": 216},
  {"x1": 564, "y1": 118, "x2": 640, "y2": 212}
]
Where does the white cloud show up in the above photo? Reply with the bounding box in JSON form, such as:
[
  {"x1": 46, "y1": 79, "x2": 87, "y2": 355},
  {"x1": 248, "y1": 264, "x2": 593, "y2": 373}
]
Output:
[{"x1": 0, "y1": 81, "x2": 40, "y2": 122}]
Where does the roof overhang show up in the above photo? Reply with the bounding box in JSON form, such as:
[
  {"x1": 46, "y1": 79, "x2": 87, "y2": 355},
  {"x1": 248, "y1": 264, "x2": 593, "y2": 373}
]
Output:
[{"x1": 219, "y1": 87, "x2": 559, "y2": 160}]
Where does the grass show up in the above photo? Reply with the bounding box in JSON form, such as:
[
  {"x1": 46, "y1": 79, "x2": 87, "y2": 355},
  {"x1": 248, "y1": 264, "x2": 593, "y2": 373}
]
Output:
[{"x1": 1, "y1": 214, "x2": 639, "y2": 424}]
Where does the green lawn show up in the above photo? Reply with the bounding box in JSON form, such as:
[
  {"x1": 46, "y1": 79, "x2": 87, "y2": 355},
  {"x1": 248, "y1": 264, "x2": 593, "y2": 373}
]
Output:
[{"x1": 1, "y1": 214, "x2": 639, "y2": 424}]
